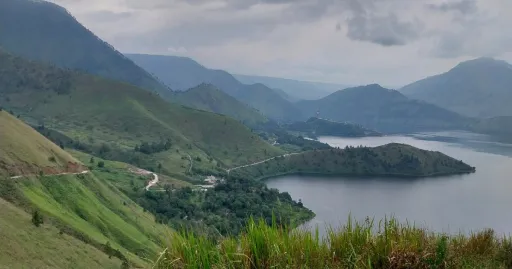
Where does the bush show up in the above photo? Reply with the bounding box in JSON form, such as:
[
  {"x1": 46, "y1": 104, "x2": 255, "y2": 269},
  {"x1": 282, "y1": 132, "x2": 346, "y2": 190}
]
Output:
[
  {"x1": 32, "y1": 210, "x2": 44, "y2": 227},
  {"x1": 48, "y1": 156, "x2": 56, "y2": 162},
  {"x1": 97, "y1": 161, "x2": 105, "y2": 168}
]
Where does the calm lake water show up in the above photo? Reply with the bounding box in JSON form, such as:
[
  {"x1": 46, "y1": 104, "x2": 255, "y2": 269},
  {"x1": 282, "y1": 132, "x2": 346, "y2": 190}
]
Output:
[{"x1": 266, "y1": 131, "x2": 512, "y2": 235}]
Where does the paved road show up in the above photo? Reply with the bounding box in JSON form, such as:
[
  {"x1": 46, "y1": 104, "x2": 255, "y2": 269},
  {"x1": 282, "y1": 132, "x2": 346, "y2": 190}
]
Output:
[{"x1": 226, "y1": 152, "x2": 300, "y2": 174}]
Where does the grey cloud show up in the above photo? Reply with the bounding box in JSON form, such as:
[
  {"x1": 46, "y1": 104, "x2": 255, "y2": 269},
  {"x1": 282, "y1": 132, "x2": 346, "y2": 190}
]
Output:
[
  {"x1": 426, "y1": 0, "x2": 477, "y2": 14},
  {"x1": 345, "y1": 0, "x2": 423, "y2": 46}
]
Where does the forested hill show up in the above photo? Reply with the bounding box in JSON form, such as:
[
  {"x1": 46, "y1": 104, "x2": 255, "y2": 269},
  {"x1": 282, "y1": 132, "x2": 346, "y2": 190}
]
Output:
[
  {"x1": 230, "y1": 143, "x2": 475, "y2": 179},
  {"x1": 286, "y1": 117, "x2": 382, "y2": 137},
  {"x1": 0, "y1": 0, "x2": 167, "y2": 94},
  {"x1": 297, "y1": 84, "x2": 470, "y2": 133}
]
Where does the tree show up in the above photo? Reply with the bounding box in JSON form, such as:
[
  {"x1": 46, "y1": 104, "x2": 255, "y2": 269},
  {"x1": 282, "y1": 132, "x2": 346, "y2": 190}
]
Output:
[
  {"x1": 104, "y1": 242, "x2": 114, "y2": 259},
  {"x1": 97, "y1": 161, "x2": 105, "y2": 168},
  {"x1": 32, "y1": 210, "x2": 44, "y2": 227},
  {"x1": 90, "y1": 157, "x2": 95, "y2": 164}
]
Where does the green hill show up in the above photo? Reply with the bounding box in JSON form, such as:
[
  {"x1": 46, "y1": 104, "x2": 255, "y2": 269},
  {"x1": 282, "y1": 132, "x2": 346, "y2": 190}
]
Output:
[
  {"x1": 0, "y1": 109, "x2": 174, "y2": 268},
  {"x1": 0, "y1": 111, "x2": 83, "y2": 177},
  {"x1": 286, "y1": 117, "x2": 381, "y2": 138},
  {"x1": 401, "y1": 58, "x2": 512, "y2": 118},
  {"x1": 171, "y1": 83, "x2": 268, "y2": 126},
  {"x1": 0, "y1": 0, "x2": 167, "y2": 94},
  {"x1": 298, "y1": 84, "x2": 471, "y2": 133},
  {"x1": 0, "y1": 50, "x2": 283, "y2": 172},
  {"x1": 126, "y1": 53, "x2": 303, "y2": 121},
  {"x1": 230, "y1": 143, "x2": 475, "y2": 180}
]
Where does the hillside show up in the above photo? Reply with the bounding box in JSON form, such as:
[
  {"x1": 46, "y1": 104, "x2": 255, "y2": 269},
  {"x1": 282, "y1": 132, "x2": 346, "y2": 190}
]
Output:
[
  {"x1": 171, "y1": 84, "x2": 268, "y2": 126},
  {"x1": 235, "y1": 74, "x2": 349, "y2": 100},
  {"x1": 0, "y1": 50, "x2": 283, "y2": 172},
  {"x1": 298, "y1": 84, "x2": 471, "y2": 133},
  {"x1": 470, "y1": 116, "x2": 512, "y2": 136},
  {"x1": 0, "y1": 111, "x2": 83, "y2": 177},
  {"x1": 401, "y1": 58, "x2": 512, "y2": 118},
  {"x1": 286, "y1": 117, "x2": 381, "y2": 138},
  {"x1": 230, "y1": 143, "x2": 475, "y2": 180},
  {"x1": 0, "y1": 0, "x2": 167, "y2": 94},
  {"x1": 0, "y1": 110, "x2": 172, "y2": 267},
  {"x1": 126, "y1": 54, "x2": 303, "y2": 121}
]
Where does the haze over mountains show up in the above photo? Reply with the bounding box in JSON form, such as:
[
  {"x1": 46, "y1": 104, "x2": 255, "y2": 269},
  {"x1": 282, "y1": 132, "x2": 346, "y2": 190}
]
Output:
[{"x1": 401, "y1": 57, "x2": 512, "y2": 118}]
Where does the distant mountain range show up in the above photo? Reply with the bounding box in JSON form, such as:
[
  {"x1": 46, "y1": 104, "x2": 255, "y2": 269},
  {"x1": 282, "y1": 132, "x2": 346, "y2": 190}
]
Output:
[
  {"x1": 401, "y1": 57, "x2": 512, "y2": 118},
  {"x1": 126, "y1": 53, "x2": 303, "y2": 121},
  {"x1": 0, "y1": 0, "x2": 168, "y2": 95},
  {"x1": 298, "y1": 84, "x2": 471, "y2": 133},
  {"x1": 234, "y1": 74, "x2": 350, "y2": 101}
]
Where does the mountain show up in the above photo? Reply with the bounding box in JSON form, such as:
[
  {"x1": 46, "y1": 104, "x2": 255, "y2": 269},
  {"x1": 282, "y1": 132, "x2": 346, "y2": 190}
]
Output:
[
  {"x1": 0, "y1": 110, "x2": 172, "y2": 268},
  {"x1": 298, "y1": 84, "x2": 470, "y2": 133},
  {"x1": 234, "y1": 74, "x2": 350, "y2": 100},
  {"x1": 230, "y1": 143, "x2": 475, "y2": 180},
  {"x1": 470, "y1": 116, "x2": 512, "y2": 137},
  {"x1": 126, "y1": 53, "x2": 303, "y2": 121},
  {"x1": 171, "y1": 84, "x2": 268, "y2": 126},
  {"x1": 0, "y1": 0, "x2": 168, "y2": 95},
  {"x1": 401, "y1": 57, "x2": 512, "y2": 118},
  {"x1": 0, "y1": 50, "x2": 283, "y2": 172},
  {"x1": 286, "y1": 117, "x2": 382, "y2": 138}
]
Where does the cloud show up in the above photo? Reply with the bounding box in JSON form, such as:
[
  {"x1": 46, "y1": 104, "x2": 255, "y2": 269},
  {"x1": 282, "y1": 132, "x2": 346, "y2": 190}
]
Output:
[
  {"x1": 426, "y1": 0, "x2": 477, "y2": 14},
  {"x1": 344, "y1": 0, "x2": 423, "y2": 46}
]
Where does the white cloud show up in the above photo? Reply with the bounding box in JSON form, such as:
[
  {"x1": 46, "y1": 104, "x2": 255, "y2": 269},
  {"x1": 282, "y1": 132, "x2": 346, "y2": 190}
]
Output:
[{"x1": 48, "y1": 0, "x2": 512, "y2": 86}]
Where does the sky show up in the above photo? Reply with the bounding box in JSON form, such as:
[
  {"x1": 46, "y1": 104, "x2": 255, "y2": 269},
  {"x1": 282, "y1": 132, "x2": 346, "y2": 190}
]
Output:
[{"x1": 49, "y1": 0, "x2": 512, "y2": 87}]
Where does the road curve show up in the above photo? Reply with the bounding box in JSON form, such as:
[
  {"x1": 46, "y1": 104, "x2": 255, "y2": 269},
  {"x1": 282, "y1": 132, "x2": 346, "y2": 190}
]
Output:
[{"x1": 145, "y1": 173, "x2": 159, "y2": 191}]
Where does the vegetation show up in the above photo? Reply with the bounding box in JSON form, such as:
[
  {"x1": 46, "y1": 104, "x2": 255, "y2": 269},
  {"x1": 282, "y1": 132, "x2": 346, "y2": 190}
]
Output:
[
  {"x1": 298, "y1": 84, "x2": 471, "y2": 133},
  {"x1": 286, "y1": 117, "x2": 382, "y2": 137},
  {"x1": 0, "y1": 197, "x2": 123, "y2": 269},
  {"x1": 0, "y1": 111, "x2": 82, "y2": 177},
  {"x1": 0, "y1": 0, "x2": 167, "y2": 94},
  {"x1": 124, "y1": 178, "x2": 313, "y2": 237},
  {"x1": 0, "y1": 50, "x2": 283, "y2": 173},
  {"x1": 172, "y1": 83, "x2": 268, "y2": 127},
  {"x1": 401, "y1": 57, "x2": 512, "y2": 118},
  {"x1": 154, "y1": 217, "x2": 512, "y2": 269},
  {"x1": 231, "y1": 143, "x2": 475, "y2": 180},
  {"x1": 126, "y1": 54, "x2": 304, "y2": 121},
  {"x1": 31, "y1": 209, "x2": 44, "y2": 227}
]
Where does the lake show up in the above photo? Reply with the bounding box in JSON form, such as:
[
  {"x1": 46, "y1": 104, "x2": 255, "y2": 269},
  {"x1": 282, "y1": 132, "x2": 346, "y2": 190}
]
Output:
[{"x1": 266, "y1": 131, "x2": 512, "y2": 235}]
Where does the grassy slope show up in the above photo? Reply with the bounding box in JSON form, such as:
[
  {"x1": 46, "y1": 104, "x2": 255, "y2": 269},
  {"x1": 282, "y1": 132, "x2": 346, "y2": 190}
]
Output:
[
  {"x1": 0, "y1": 111, "x2": 171, "y2": 267},
  {"x1": 0, "y1": 197, "x2": 122, "y2": 269},
  {"x1": 0, "y1": 111, "x2": 81, "y2": 177},
  {"x1": 286, "y1": 117, "x2": 382, "y2": 137},
  {"x1": 231, "y1": 143, "x2": 475, "y2": 179},
  {"x1": 172, "y1": 83, "x2": 268, "y2": 126},
  {"x1": 0, "y1": 51, "x2": 283, "y2": 170}
]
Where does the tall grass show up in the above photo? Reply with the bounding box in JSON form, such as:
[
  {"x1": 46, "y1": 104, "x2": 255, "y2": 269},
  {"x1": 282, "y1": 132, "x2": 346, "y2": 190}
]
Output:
[{"x1": 154, "y1": 217, "x2": 512, "y2": 269}]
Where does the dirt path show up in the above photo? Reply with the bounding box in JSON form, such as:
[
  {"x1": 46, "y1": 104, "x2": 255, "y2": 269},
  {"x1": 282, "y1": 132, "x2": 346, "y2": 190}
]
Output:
[
  {"x1": 186, "y1": 154, "x2": 193, "y2": 173},
  {"x1": 10, "y1": 170, "x2": 89, "y2": 179},
  {"x1": 226, "y1": 152, "x2": 300, "y2": 174},
  {"x1": 145, "y1": 173, "x2": 159, "y2": 191}
]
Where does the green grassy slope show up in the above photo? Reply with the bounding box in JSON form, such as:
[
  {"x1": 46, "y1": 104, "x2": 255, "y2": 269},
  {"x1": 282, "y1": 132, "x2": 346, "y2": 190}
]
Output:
[
  {"x1": 0, "y1": 111, "x2": 82, "y2": 177},
  {"x1": 0, "y1": 0, "x2": 167, "y2": 94},
  {"x1": 0, "y1": 109, "x2": 172, "y2": 267},
  {"x1": 231, "y1": 143, "x2": 475, "y2": 179},
  {"x1": 0, "y1": 197, "x2": 122, "y2": 269},
  {"x1": 172, "y1": 83, "x2": 268, "y2": 126},
  {"x1": 0, "y1": 50, "x2": 283, "y2": 170}
]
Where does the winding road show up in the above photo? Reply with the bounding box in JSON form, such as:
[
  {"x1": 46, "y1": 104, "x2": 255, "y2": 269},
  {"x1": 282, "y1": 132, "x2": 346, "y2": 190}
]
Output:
[
  {"x1": 145, "y1": 173, "x2": 159, "y2": 191},
  {"x1": 226, "y1": 152, "x2": 300, "y2": 174}
]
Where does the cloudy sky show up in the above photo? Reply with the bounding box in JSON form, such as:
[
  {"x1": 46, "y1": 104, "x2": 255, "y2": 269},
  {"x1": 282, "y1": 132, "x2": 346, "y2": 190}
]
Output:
[{"x1": 49, "y1": 0, "x2": 512, "y2": 87}]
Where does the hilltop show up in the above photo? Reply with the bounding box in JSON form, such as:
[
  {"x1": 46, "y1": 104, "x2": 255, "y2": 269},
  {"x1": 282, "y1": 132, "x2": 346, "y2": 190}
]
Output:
[
  {"x1": 286, "y1": 117, "x2": 382, "y2": 138},
  {"x1": 0, "y1": 50, "x2": 283, "y2": 173},
  {"x1": 0, "y1": 0, "x2": 167, "y2": 94},
  {"x1": 401, "y1": 57, "x2": 512, "y2": 118},
  {"x1": 0, "y1": 111, "x2": 83, "y2": 177},
  {"x1": 298, "y1": 84, "x2": 470, "y2": 133},
  {"x1": 230, "y1": 143, "x2": 475, "y2": 180},
  {"x1": 171, "y1": 83, "x2": 268, "y2": 126},
  {"x1": 126, "y1": 53, "x2": 303, "y2": 121}
]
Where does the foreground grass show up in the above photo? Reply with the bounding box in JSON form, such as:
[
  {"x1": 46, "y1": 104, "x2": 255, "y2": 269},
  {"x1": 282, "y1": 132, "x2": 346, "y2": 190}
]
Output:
[{"x1": 154, "y1": 217, "x2": 512, "y2": 269}]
